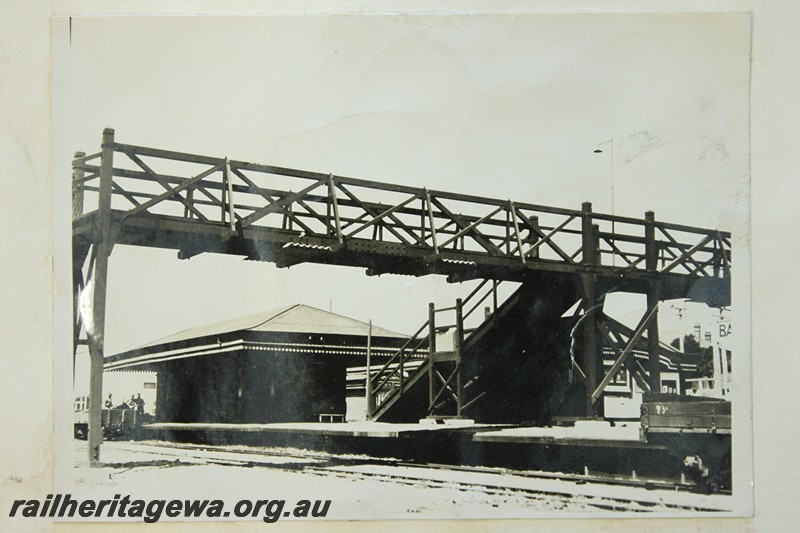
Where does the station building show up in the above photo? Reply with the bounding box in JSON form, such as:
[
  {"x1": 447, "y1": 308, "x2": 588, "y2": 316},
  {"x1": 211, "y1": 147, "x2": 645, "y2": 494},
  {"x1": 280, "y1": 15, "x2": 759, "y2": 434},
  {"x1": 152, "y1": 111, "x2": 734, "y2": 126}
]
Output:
[{"x1": 103, "y1": 304, "x2": 408, "y2": 424}]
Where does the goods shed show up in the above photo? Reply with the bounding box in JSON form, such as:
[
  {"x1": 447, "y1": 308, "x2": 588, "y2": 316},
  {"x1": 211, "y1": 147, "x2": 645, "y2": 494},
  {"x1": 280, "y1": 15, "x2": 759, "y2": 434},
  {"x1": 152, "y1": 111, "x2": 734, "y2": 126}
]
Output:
[{"x1": 104, "y1": 304, "x2": 407, "y2": 424}]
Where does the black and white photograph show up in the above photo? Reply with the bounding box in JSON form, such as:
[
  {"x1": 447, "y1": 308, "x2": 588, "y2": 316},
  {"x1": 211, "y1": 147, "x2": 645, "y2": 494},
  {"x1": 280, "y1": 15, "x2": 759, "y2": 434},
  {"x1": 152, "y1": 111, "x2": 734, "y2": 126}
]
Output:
[{"x1": 48, "y1": 10, "x2": 752, "y2": 522}]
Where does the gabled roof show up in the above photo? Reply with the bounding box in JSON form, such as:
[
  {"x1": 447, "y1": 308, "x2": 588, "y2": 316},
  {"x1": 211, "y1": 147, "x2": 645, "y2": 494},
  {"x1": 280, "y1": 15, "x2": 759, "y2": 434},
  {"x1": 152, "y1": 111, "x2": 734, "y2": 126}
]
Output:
[{"x1": 141, "y1": 304, "x2": 407, "y2": 348}]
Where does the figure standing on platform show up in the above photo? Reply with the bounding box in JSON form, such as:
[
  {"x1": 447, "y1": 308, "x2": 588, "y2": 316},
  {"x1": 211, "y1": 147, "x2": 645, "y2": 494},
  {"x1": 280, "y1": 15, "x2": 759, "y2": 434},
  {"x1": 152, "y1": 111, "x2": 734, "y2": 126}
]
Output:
[{"x1": 133, "y1": 393, "x2": 145, "y2": 415}]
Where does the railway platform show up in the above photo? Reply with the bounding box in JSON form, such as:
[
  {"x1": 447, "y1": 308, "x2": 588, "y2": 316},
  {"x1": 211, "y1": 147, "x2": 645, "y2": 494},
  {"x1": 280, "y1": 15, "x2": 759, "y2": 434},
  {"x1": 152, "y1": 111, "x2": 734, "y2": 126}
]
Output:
[{"x1": 138, "y1": 420, "x2": 696, "y2": 488}]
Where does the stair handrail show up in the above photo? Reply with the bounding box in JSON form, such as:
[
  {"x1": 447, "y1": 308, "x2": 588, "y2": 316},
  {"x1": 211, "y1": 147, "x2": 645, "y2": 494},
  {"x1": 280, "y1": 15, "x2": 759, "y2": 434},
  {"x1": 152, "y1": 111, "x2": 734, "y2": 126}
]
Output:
[
  {"x1": 370, "y1": 321, "x2": 430, "y2": 398},
  {"x1": 369, "y1": 278, "x2": 507, "y2": 418},
  {"x1": 463, "y1": 279, "x2": 501, "y2": 321}
]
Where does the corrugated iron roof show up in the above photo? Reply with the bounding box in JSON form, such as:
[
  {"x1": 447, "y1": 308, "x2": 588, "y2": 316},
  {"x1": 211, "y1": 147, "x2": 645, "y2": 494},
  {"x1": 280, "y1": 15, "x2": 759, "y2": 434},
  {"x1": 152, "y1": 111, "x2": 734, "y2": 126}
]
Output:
[{"x1": 141, "y1": 304, "x2": 407, "y2": 348}]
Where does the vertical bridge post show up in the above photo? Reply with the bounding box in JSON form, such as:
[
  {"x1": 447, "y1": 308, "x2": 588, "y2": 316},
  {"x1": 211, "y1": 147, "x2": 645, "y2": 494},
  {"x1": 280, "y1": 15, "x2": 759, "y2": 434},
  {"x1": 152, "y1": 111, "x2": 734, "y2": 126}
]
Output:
[
  {"x1": 87, "y1": 127, "x2": 116, "y2": 465},
  {"x1": 71, "y1": 151, "x2": 85, "y2": 219},
  {"x1": 645, "y1": 211, "x2": 661, "y2": 393},
  {"x1": 581, "y1": 202, "x2": 599, "y2": 417},
  {"x1": 365, "y1": 320, "x2": 374, "y2": 419},
  {"x1": 71, "y1": 151, "x2": 86, "y2": 378},
  {"x1": 224, "y1": 158, "x2": 235, "y2": 232},
  {"x1": 427, "y1": 302, "x2": 436, "y2": 413},
  {"x1": 454, "y1": 298, "x2": 464, "y2": 417}
]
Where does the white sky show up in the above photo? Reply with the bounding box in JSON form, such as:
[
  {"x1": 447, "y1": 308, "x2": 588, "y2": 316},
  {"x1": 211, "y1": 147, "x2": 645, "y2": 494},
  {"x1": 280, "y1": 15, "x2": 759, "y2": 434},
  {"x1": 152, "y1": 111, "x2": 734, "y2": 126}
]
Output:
[{"x1": 52, "y1": 13, "x2": 750, "y2": 356}]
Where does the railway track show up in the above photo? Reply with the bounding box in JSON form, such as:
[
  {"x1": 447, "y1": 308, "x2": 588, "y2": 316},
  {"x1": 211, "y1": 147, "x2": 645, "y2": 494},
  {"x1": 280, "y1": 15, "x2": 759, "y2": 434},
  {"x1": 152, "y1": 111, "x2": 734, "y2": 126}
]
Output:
[{"x1": 104, "y1": 440, "x2": 731, "y2": 513}]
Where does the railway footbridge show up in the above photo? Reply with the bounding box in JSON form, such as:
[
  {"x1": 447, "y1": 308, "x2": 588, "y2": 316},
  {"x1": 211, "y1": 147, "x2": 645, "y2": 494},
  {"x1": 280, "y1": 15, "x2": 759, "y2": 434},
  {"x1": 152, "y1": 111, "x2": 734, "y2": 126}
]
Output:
[{"x1": 72, "y1": 128, "x2": 731, "y2": 462}]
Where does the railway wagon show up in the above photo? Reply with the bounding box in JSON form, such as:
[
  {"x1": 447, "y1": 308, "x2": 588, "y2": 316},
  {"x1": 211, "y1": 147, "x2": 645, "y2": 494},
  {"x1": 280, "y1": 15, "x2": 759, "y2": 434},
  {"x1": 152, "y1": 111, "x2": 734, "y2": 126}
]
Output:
[
  {"x1": 74, "y1": 408, "x2": 143, "y2": 441},
  {"x1": 640, "y1": 393, "x2": 731, "y2": 491}
]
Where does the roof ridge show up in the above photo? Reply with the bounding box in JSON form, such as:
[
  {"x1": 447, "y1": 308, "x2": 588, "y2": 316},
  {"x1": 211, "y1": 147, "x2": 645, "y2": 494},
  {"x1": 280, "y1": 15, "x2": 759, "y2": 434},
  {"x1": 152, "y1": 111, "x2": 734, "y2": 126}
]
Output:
[
  {"x1": 301, "y1": 303, "x2": 375, "y2": 326},
  {"x1": 250, "y1": 303, "x2": 302, "y2": 330},
  {"x1": 290, "y1": 304, "x2": 405, "y2": 335},
  {"x1": 134, "y1": 304, "x2": 296, "y2": 349},
  {"x1": 291, "y1": 303, "x2": 371, "y2": 324}
]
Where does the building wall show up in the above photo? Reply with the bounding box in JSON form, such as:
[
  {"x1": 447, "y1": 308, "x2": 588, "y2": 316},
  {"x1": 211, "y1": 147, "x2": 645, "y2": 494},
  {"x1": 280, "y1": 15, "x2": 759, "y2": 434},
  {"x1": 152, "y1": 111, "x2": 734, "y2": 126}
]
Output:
[{"x1": 154, "y1": 348, "x2": 346, "y2": 424}]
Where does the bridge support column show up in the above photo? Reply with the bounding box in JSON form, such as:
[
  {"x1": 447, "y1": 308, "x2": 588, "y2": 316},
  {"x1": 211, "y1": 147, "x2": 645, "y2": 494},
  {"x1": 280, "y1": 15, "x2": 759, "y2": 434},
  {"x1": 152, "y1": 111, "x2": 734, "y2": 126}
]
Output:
[
  {"x1": 454, "y1": 298, "x2": 464, "y2": 417},
  {"x1": 365, "y1": 320, "x2": 375, "y2": 419},
  {"x1": 581, "y1": 202, "x2": 601, "y2": 418},
  {"x1": 428, "y1": 302, "x2": 436, "y2": 412},
  {"x1": 426, "y1": 299, "x2": 465, "y2": 419},
  {"x1": 80, "y1": 128, "x2": 116, "y2": 465},
  {"x1": 72, "y1": 152, "x2": 86, "y2": 379},
  {"x1": 645, "y1": 211, "x2": 661, "y2": 392},
  {"x1": 580, "y1": 274, "x2": 602, "y2": 418}
]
